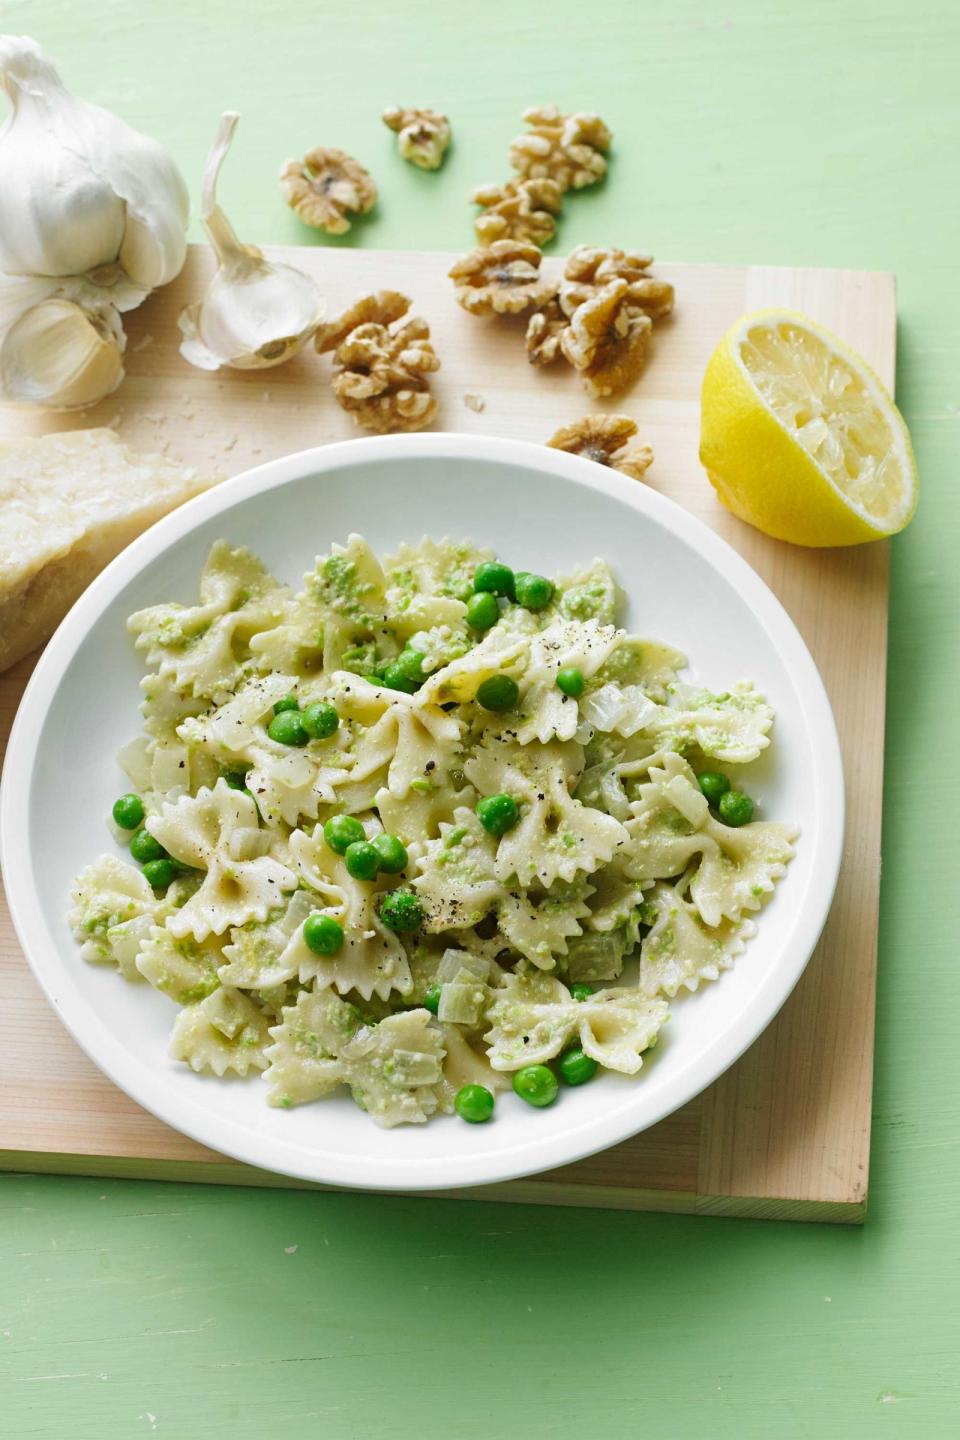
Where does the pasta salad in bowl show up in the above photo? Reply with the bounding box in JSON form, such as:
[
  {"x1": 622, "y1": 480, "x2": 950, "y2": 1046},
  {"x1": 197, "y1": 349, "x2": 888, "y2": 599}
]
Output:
[{"x1": 1, "y1": 435, "x2": 842, "y2": 1189}]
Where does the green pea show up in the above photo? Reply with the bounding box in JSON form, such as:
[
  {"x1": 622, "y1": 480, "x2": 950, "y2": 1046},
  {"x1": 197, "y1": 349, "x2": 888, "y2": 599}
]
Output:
[
  {"x1": 142, "y1": 857, "x2": 176, "y2": 890},
  {"x1": 273, "y1": 693, "x2": 299, "y2": 714},
  {"x1": 344, "y1": 840, "x2": 381, "y2": 881},
  {"x1": 512, "y1": 1064, "x2": 559, "y2": 1108},
  {"x1": 112, "y1": 793, "x2": 144, "y2": 830},
  {"x1": 514, "y1": 571, "x2": 554, "y2": 611},
  {"x1": 267, "y1": 709, "x2": 309, "y2": 746},
  {"x1": 379, "y1": 888, "x2": 424, "y2": 933},
  {"x1": 455, "y1": 1084, "x2": 495, "y2": 1123},
  {"x1": 381, "y1": 661, "x2": 419, "y2": 694},
  {"x1": 221, "y1": 769, "x2": 249, "y2": 791},
  {"x1": 698, "y1": 771, "x2": 731, "y2": 807},
  {"x1": 719, "y1": 790, "x2": 754, "y2": 827},
  {"x1": 473, "y1": 561, "x2": 515, "y2": 598},
  {"x1": 130, "y1": 828, "x2": 166, "y2": 864},
  {"x1": 476, "y1": 792, "x2": 519, "y2": 837},
  {"x1": 324, "y1": 814, "x2": 366, "y2": 855},
  {"x1": 303, "y1": 913, "x2": 344, "y2": 956},
  {"x1": 422, "y1": 983, "x2": 442, "y2": 1014},
  {"x1": 476, "y1": 674, "x2": 519, "y2": 713},
  {"x1": 301, "y1": 701, "x2": 339, "y2": 740},
  {"x1": 466, "y1": 591, "x2": 499, "y2": 632},
  {"x1": 556, "y1": 666, "x2": 584, "y2": 698},
  {"x1": 570, "y1": 983, "x2": 594, "y2": 1002},
  {"x1": 558, "y1": 1045, "x2": 598, "y2": 1086},
  {"x1": 395, "y1": 649, "x2": 427, "y2": 684},
  {"x1": 372, "y1": 833, "x2": 408, "y2": 874}
]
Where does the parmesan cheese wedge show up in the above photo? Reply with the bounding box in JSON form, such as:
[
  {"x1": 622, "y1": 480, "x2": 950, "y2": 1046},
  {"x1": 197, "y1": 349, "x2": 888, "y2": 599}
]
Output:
[{"x1": 0, "y1": 429, "x2": 214, "y2": 672}]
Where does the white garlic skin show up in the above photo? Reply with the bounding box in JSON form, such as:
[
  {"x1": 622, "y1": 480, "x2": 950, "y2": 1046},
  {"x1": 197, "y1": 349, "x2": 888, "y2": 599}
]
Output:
[
  {"x1": 0, "y1": 34, "x2": 188, "y2": 302},
  {"x1": 0, "y1": 296, "x2": 125, "y2": 408},
  {"x1": 180, "y1": 257, "x2": 324, "y2": 371},
  {"x1": 179, "y1": 111, "x2": 324, "y2": 373}
]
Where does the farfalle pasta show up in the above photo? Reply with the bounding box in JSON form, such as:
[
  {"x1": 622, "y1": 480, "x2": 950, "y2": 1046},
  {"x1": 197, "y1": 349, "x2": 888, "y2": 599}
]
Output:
[{"x1": 69, "y1": 535, "x2": 798, "y2": 1127}]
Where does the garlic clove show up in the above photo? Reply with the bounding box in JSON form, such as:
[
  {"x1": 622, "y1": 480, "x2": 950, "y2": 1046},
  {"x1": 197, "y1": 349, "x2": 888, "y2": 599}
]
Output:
[
  {"x1": 0, "y1": 296, "x2": 125, "y2": 409},
  {"x1": 0, "y1": 35, "x2": 187, "y2": 303},
  {"x1": 179, "y1": 112, "x2": 324, "y2": 372}
]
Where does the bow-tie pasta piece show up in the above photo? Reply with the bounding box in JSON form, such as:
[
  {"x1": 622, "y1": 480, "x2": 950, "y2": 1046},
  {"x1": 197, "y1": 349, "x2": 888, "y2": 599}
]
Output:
[
  {"x1": 619, "y1": 752, "x2": 717, "y2": 884},
  {"x1": 412, "y1": 809, "x2": 505, "y2": 931},
  {"x1": 576, "y1": 988, "x2": 668, "y2": 1074},
  {"x1": 69, "y1": 855, "x2": 167, "y2": 980},
  {"x1": 497, "y1": 875, "x2": 593, "y2": 969},
  {"x1": 552, "y1": 557, "x2": 619, "y2": 626},
  {"x1": 147, "y1": 780, "x2": 298, "y2": 941},
  {"x1": 646, "y1": 682, "x2": 775, "y2": 764},
  {"x1": 288, "y1": 826, "x2": 412, "y2": 1001},
  {"x1": 341, "y1": 1010, "x2": 448, "y2": 1127},
  {"x1": 128, "y1": 542, "x2": 289, "y2": 700},
  {"x1": 467, "y1": 738, "x2": 628, "y2": 888},
  {"x1": 263, "y1": 988, "x2": 360, "y2": 1107},
  {"x1": 689, "y1": 812, "x2": 798, "y2": 927},
  {"x1": 136, "y1": 925, "x2": 224, "y2": 1003},
  {"x1": 516, "y1": 619, "x2": 620, "y2": 745},
  {"x1": 170, "y1": 986, "x2": 272, "y2": 1076},
  {"x1": 591, "y1": 634, "x2": 687, "y2": 703},
  {"x1": 639, "y1": 880, "x2": 756, "y2": 999}
]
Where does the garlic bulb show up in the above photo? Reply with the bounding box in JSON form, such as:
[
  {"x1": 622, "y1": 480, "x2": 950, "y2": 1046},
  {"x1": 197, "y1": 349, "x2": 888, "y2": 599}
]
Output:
[
  {"x1": 0, "y1": 297, "x2": 125, "y2": 408},
  {"x1": 179, "y1": 112, "x2": 324, "y2": 372},
  {"x1": 0, "y1": 35, "x2": 188, "y2": 309}
]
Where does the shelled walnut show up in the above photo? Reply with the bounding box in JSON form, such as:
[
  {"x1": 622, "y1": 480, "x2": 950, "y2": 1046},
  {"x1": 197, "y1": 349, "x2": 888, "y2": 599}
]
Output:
[
  {"x1": 560, "y1": 279, "x2": 653, "y2": 399},
  {"x1": 560, "y1": 245, "x2": 675, "y2": 320},
  {"x1": 547, "y1": 415, "x2": 654, "y2": 479},
  {"x1": 449, "y1": 240, "x2": 557, "y2": 316},
  {"x1": 382, "y1": 106, "x2": 451, "y2": 170},
  {"x1": 470, "y1": 177, "x2": 564, "y2": 247},
  {"x1": 279, "y1": 147, "x2": 376, "y2": 234},
  {"x1": 508, "y1": 106, "x2": 611, "y2": 192},
  {"x1": 317, "y1": 291, "x2": 440, "y2": 433},
  {"x1": 314, "y1": 290, "x2": 410, "y2": 354},
  {"x1": 525, "y1": 297, "x2": 569, "y2": 365}
]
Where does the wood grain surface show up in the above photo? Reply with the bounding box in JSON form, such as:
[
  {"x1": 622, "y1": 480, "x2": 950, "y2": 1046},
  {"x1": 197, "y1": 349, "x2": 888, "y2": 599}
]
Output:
[{"x1": 0, "y1": 246, "x2": 894, "y2": 1221}]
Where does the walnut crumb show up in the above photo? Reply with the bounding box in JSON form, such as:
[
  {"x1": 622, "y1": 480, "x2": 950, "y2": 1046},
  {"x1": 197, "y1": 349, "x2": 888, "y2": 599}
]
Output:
[
  {"x1": 560, "y1": 245, "x2": 675, "y2": 322},
  {"x1": 319, "y1": 291, "x2": 440, "y2": 434},
  {"x1": 525, "y1": 296, "x2": 569, "y2": 366},
  {"x1": 547, "y1": 415, "x2": 654, "y2": 480},
  {"x1": 449, "y1": 240, "x2": 557, "y2": 316},
  {"x1": 470, "y1": 177, "x2": 564, "y2": 247},
  {"x1": 463, "y1": 393, "x2": 486, "y2": 413},
  {"x1": 382, "y1": 106, "x2": 451, "y2": 170},
  {"x1": 560, "y1": 279, "x2": 653, "y2": 398},
  {"x1": 279, "y1": 147, "x2": 376, "y2": 234},
  {"x1": 509, "y1": 105, "x2": 611, "y2": 192}
]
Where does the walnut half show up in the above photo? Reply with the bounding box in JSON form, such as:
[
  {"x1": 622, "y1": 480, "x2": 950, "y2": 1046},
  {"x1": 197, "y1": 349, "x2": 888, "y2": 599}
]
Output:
[
  {"x1": 382, "y1": 106, "x2": 451, "y2": 170},
  {"x1": 279, "y1": 147, "x2": 376, "y2": 235},
  {"x1": 525, "y1": 297, "x2": 569, "y2": 366},
  {"x1": 560, "y1": 245, "x2": 675, "y2": 321},
  {"x1": 509, "y1": 105, "x2": 611, "y2": 192},
  {"x1": 470, "y1": 177, "x2": 564, "y2": 247},
  {"x1": 449, "y1": 241, "x2": 557, "y2": 316},
  {"x1": 547, "y1": 415, "x2": 654, "y2": 480},
  {"x1": 560, "y1": 279, "x2": 653, "y2": 399},
  {"x1": 318, "y1": 291, "x2": 441, "y2": 433}
]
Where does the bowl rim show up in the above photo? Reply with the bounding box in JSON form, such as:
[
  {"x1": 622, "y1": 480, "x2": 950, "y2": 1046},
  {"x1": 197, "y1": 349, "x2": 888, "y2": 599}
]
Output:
[{"x1": 0, "y1": 432, "x2": 845, "y2": 1192}]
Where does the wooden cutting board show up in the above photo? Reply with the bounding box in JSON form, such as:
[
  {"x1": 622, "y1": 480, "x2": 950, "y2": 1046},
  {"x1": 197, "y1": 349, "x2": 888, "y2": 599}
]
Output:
[{"x1": 0, "y1": 246, "x2": 892, "y2": 1221}]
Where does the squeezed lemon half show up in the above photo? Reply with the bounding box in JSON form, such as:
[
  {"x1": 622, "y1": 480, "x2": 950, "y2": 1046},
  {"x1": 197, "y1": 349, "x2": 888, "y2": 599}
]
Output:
[{"x1": 700, "y1": 309, "x2": 918, "y2": 546}]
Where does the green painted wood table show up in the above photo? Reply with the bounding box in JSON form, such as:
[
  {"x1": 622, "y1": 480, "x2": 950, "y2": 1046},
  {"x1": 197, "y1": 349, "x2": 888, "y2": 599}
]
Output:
[{"x1": 1, "y1": 1, "x2": 957, "y2": 1435}]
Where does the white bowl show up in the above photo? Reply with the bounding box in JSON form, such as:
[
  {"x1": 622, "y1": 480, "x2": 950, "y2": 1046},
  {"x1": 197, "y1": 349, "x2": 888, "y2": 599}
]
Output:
[{"x1": 1, "y1": 434, "x2": 843, "y2": 1192}]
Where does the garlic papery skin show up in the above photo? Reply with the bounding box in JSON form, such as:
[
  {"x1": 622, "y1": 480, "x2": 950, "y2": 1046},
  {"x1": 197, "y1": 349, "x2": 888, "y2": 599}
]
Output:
[
  {"x1": 178, "y1": 112, "x2": 323, "y2": 372},
  {"x1": 0, "y1": 34, "x2": 188, "y2": 308},
  {"x1": 0, "y1": 297, "x2": 125, "y2": 408}
]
